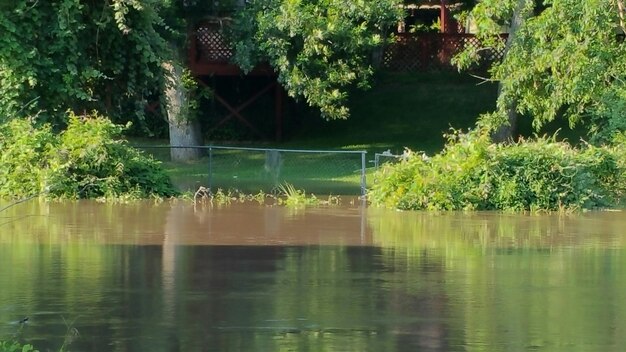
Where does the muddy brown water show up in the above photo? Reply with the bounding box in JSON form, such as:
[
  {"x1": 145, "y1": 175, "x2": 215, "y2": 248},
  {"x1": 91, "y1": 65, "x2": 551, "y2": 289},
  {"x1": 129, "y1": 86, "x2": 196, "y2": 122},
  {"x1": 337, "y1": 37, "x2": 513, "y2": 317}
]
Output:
[{"x1": 1, "y1": 200, "x2": 626, "y2": 351}]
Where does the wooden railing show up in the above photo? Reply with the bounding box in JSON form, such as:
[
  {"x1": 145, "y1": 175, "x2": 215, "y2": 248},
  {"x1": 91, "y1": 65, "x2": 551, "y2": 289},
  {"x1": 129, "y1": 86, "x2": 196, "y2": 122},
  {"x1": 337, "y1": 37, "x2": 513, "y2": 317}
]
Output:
[
  {"x1": 193, "y1": 21, "x2": 233, "y2": 63},
  {"x1": 189, "y1": 23, "x2": 508, "y2": 75},
  {"x1": 381, "y1": 33, "x2": 508, "y2": 72}
]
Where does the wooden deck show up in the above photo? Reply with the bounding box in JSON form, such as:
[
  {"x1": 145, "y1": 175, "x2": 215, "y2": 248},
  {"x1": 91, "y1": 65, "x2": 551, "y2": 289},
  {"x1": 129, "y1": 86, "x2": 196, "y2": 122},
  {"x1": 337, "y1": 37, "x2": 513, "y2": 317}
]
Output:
[
  {"x1": 186, "y1": 21, "x2": 506, "y2": 141},
  {"x1": 188, "y1": 22, "x2": 507, "y2": 76},
  {"x1": 188, "y1": 21, "x2": 275, "y2": 77},
  {"x1": 382, "y1": 33, "x2": 508, "y2": 72}
]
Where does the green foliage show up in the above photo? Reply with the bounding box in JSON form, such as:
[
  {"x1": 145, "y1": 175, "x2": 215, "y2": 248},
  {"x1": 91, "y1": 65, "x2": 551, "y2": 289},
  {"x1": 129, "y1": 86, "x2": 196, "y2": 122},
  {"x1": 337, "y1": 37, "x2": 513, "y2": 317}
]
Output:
[
  {"x1": 0, "y1": 341, "x2": 37, "y2": 352},
  {"x1": 0, "y1": 117, "x2": 55, "y2": 198},
  {"x1": 0, "y1": 113, "x2": 176, "y2": 200},
  {"x1": 231, "y1": 0, "x2": 404, "y2": 120},
  {"x1": 190, "y1": 184, "x2": 338, "y2": 207},
  {"x1": 192, "y1": 187, "x2": 273, "y2": 206},
  {"x1": 369, "y1": 131, "x2": 626, "y2": 211},
  {"x1": 455, "y1": 0, "x2": 626, "y2": 140},
  {"x1": 180, "y1": 68, "x2": 212, "y2": 118},
  {"x1": 0, "y1": 1, "x2": 170, "y2": 131},
  {"x1": 277, "y1": 183, "x2": 320, "y2": 207}
]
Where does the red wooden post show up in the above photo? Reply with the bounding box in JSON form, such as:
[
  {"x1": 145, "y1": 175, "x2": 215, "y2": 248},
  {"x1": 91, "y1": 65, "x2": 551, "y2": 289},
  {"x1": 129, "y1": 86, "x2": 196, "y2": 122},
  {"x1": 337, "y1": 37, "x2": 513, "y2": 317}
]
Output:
[{"x1": 440, "y1": 0, "x2": 448, "y2": 33}]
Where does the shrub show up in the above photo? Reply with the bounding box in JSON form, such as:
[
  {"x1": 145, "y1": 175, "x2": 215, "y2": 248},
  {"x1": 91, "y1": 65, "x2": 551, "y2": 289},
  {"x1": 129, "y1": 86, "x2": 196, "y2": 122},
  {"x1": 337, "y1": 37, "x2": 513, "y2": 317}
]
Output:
[
  {"x1": 369, "y1": 131, "x2": 626, "y2": 211},
  {"x1": 0, "y1": 113, "x2": 177, "y2": 200},
  {"x1": 0, "y1": 118, "x2": 55, "y2": 198},
  {"x1": 0, "y1": 340, "x2": 37, "y2": 352}
]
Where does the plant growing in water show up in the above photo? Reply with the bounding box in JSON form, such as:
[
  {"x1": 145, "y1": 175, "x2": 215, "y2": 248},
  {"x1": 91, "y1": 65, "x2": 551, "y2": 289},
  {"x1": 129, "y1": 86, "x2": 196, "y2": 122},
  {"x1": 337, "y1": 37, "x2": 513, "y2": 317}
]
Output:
[
  {"x1": 277, "y1": 183, "x2": 320, "y2": 207},
  {"x1": 192, "y1": 187, "x2": 276, "y2": 207},
  {"x1": 0, "y1": 341, "x2": 37, "y2": 352},
  {"x1": 190, "y1": 185, "x2": 339, "y2": 207}
]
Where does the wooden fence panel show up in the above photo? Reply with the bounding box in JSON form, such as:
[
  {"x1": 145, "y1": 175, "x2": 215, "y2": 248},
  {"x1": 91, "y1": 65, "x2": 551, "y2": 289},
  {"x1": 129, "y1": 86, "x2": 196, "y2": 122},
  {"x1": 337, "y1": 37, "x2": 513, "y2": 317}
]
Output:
[
  {"x1": 381, "y1": 33, "x2": 508, "y2": 72},
  {"x1": 189, "y1": 25, "x2": 508, "y2": 75}
]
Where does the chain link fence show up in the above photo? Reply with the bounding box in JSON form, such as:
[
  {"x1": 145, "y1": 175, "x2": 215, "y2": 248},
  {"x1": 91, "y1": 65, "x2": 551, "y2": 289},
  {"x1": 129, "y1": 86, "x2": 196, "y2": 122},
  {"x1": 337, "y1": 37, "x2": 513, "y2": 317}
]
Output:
[
  {"x1": 373, "y1": 151, "x2": 404, "y2": 169},
  {"x1": 136, "y1": 145, "x2": 367, "y2": 195}
]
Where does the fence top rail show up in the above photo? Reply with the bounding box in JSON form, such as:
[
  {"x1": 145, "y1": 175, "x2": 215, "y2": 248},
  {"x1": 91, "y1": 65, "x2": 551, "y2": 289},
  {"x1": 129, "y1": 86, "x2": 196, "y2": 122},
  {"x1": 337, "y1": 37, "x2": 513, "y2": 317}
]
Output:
[{"x1": 133, "y1": 144, "x2": 367, "y2": 155}]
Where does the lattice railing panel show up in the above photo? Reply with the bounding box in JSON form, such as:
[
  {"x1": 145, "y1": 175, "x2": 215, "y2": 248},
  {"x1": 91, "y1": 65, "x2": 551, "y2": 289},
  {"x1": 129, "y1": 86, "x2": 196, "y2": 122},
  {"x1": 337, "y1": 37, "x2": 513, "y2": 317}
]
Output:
[
  {"x1": 196, "y1": 22, "x2": 233, "y2": 63},
  {"x1": 191, "y1": 26, "x2": 507, "y2": 72},
  {"x1": 382, "y1": 33, "x2": 508, "y2": 72}
]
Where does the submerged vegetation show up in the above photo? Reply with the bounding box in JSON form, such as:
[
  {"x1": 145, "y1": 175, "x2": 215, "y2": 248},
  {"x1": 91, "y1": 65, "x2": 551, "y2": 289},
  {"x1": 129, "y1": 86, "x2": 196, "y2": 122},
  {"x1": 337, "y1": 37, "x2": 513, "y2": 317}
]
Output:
[
  {"x1": 0, "y1": 340, "x2": 37, "y2": 352},
  {"x1": 191, "y1": 183, "x2": 340, "y2": 208},
  {"x1": 277, "y1": 183, "x2": 321, "y2": 207},
  {"x1": 369, "y1": 131, "x2": 626, "y2": 212},
  {"x1": 0, "y1": 113, "x2": 176, "y2": 200}
]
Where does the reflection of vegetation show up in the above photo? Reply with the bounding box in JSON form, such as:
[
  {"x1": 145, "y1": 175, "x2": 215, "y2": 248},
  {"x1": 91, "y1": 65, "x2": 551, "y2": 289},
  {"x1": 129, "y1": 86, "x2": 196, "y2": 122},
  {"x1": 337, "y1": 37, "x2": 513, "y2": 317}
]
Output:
[
  {"x1": 4, "y1": 202, "x2": 626, "y2": 350},
  {"x1": 269, "y1": 247, "x2": 397, "y2": 352},
  {"x1": 369, "y1": 209, "x2": 626, "y2": 254},
  {"x1": 0, "y1": 201, "x2": 172, "y2": 349},
  {"x1": 0, "y1": 200, "x2": 169, "y2": 244},
  {"x1": 369, "y1": 209, "x2": 626, "y2": 351}
]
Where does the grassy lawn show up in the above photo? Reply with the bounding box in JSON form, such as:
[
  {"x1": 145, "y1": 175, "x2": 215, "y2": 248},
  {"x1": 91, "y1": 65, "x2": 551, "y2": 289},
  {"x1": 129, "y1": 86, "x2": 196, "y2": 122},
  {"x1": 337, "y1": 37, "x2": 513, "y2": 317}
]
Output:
[
  {"x1": 132, "y1": 71, "x2": 584, "y2": 194},
  {"x1": 135, "y1": 146, "x2": 367, "y2": 194},
  {"x1": 284, "y1": 71, "x2": 499, "y2": 154}
]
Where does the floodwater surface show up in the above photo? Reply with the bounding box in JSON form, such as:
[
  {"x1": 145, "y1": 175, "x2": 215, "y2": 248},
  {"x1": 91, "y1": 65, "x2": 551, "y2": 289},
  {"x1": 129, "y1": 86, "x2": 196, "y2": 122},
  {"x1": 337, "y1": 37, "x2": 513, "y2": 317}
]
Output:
[{"x1": 1, "y1": 201, "x2": 626, "y2": 351}]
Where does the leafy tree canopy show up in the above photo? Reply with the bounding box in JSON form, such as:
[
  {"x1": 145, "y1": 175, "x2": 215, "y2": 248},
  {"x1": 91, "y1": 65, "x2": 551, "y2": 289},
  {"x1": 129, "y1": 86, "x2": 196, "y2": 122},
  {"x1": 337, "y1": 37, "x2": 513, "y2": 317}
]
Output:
[
  {"x1": 0, "y1": 0, "x2": 174, "y2": 132},
  {"x1": 231, "y1": 0, "x2": 404, "y2": 120},
  {"x1": 456, "y1": 0, "x2": 626, "y2": 142}
]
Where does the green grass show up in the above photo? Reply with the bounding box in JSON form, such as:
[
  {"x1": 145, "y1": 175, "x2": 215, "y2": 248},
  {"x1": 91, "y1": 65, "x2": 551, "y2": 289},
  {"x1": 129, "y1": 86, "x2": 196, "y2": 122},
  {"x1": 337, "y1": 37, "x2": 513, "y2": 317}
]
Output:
[
  {"x1": 134, "y1": 147, "x2": 367, "y2": 195},
  {"x1": 131, "y1": 71, "x2": 585, "y2": 194},
  {"x1": 283, "y1": 71, "x2": 499, "y2": 154}
]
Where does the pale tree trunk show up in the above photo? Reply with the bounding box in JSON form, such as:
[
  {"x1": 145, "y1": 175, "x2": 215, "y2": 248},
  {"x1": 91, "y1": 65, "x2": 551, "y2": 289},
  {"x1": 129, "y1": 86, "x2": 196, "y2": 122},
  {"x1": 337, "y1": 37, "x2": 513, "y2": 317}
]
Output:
[
  {"x1": 492, "y1": 88, "x2": 518, "y2": 142},
  {"x1": 617, "y1": 0, "x2": 626, "y2": 34},
  {"x1": 163, "y1": 60, "x2": 202, "y2": 161},
  {"x1": 492, "y1": 0, "x2": 527, "y2": 142}
]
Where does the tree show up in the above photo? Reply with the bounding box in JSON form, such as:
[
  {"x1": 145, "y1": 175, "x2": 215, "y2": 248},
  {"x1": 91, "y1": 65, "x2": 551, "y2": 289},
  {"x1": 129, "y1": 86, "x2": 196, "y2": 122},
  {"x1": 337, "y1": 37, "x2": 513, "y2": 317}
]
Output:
[
  {"x1": 0, "y1": 1, "x2": 216, "y2": 161},
  {"x1": 0, "y1": 1, "x2": 168, "y2": 130},
  {"x1": 230, "y1": 0, "x2": 404, "y2": 120},
  {"x1": 456, "y1": 0, "x2": 626, "y2": 143}
]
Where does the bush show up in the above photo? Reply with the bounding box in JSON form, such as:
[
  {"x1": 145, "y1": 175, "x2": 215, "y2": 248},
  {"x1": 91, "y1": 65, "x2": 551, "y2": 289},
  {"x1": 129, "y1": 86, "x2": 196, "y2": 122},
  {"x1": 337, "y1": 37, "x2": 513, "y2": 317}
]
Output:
[
  {"x1": 0, "y1": 117, "x2": 54, "y2": 198},
  {"x1": 0, "y1": 113, "x2": 177, "y2": 200},
  {"x1": 0, "y1": 340, "x2": 37, "y2": 352},
  {"x1": 369, "y1": 131, "x2": 626, "y2": 211}
]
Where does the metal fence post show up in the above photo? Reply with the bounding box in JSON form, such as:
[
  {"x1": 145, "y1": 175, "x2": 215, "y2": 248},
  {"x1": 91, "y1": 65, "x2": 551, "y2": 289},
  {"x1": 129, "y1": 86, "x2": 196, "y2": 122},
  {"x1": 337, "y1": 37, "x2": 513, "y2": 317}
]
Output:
[
  {"x1": 208, "y1": 146, "x2": 213, "y2": 191},
  {"x1": 360, "y1": 151, "x2": 367, "y2": 196}
]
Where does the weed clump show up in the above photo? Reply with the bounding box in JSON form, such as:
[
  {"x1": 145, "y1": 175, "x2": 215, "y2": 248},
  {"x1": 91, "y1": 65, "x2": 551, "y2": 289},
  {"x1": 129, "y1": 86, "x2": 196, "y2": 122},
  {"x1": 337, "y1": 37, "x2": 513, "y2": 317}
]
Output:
[
  {"x1": 0, "y1": 340, "x2": 37, "y2": 352},
  {"x1": 190, "y1": 184, "x2": 340, "y2": 208}
]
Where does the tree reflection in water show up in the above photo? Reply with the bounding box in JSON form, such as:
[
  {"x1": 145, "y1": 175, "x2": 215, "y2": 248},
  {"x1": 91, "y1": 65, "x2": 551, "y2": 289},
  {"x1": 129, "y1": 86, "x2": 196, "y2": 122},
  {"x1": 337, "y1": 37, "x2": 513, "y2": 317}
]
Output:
[{"x1": 0, "y1": 202, "x2": 625, "y2": 351}]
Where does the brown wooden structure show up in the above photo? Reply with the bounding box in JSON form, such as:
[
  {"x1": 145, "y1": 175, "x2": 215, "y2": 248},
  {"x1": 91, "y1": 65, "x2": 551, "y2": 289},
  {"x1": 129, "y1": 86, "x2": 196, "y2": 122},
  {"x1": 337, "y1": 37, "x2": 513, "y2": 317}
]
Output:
[
  {"x1": 382, "y1": 33, "x2": 508, "y2": 72},
  {"x1": 186, "y1": 8, "x2": 507, "y2": 138},
  {"x1": 188, "y1": 19, "x2": 284, "y2": 141},
  {"x1": 189, "y1": 22, "x2": 507, "y2": 74}
]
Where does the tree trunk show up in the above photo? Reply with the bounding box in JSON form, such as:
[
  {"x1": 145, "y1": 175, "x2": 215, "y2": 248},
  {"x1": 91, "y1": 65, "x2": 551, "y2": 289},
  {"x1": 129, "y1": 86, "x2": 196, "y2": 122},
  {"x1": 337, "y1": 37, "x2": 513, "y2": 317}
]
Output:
[
  {"x1": 163, "y1": 60, "x2": 202, "y2": 161},
  {"x1": 492, "y1": 87, "x2": 518, "y2": 142},
  {"x1": 492, "y1": 0, "x2": 527, "y2": 143},
  {"x1": 617, "y1": 0, "x2": 626, "y2": 34}
]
